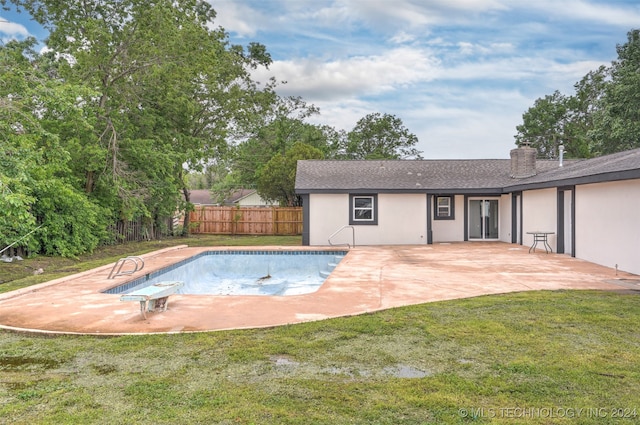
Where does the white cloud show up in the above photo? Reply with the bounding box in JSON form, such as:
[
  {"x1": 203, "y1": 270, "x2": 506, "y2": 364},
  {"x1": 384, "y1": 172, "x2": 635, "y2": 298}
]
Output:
[
  {"x1": 253, "y1": 47, "x2": 441, "y2": 100},
  {"x1": 0, "y1": 18, "x2": 30, "y2": 40},
  {"x1": 522, "y1": 0, "x2": 640, "y2": 27},
  {"x1": 390, "y1": 31, "x2": 419, "y2": 44},
  {"x1": 209, "y1": 0, "x2": 265, "y2": 37},
  {"x1": 210, "y1": 0, "x2": 632, "y2": 158}
]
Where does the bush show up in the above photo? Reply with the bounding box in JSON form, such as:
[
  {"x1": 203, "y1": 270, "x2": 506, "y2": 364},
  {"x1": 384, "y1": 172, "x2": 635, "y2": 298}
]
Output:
[{"x1": 32, "y1": 180, "x2": 108, "y2": 257}]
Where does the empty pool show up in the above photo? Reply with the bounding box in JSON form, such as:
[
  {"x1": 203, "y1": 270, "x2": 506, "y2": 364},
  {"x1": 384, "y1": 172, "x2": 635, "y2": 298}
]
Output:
[{"x1": 103, "y1": 250, "x2": 347, "y2": 296}]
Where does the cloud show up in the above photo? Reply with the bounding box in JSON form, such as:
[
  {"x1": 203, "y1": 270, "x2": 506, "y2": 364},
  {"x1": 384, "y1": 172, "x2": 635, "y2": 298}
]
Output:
[
  {"x1": 209, "y1": 0, "x2": 633, "y2": 159},
  {"x1": 253, "y1": 47, "x2": 441, "y2": 100},
  {"x1": 0, "y1": 18, "x2": 30, "y2": 40},
  {"x1": 524, "y1": 0, "x2": 640, "y2": 27},
  {"x1": 209, "y1": 0, "x2": 267, "y2": 37}
]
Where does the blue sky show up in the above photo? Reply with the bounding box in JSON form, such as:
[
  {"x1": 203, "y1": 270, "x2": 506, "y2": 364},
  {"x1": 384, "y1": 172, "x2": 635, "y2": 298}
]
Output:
[{"x1": 2, "y1": 1, "x2": 639, "y2": 158}]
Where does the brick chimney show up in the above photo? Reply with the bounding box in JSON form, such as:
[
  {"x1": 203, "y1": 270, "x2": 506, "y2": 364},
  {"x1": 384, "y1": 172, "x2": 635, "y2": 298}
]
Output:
[{"x1": 510, "y1": 143, "x2": 537, "y2": 178}]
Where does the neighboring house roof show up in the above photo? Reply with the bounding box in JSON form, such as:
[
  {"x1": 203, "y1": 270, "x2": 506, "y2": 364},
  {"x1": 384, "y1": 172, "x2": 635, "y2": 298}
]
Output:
[
  {"x1": 187, "y1": 189, "x2": 263, "y2": 205},
  {"x1": 224, "y1": 189, "x2": 257, "y2": 205},
  {"x1": 295, "y1": 148, "x2": 640, "y2": 194},
  {"x1": 188, "y1": 189, "x2": 215, "y2": 205}
]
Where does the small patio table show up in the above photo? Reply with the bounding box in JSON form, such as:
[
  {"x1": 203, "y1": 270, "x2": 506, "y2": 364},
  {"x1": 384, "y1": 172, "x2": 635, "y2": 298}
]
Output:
[{"x1": 527, "y1": 231, "x2": 554, "y2": 253}]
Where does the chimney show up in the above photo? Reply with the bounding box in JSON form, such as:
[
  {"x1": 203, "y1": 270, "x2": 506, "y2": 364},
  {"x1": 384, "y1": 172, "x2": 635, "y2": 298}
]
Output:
[{"x1": 510, "y1": 143, "x2": 537, "y2": 178}]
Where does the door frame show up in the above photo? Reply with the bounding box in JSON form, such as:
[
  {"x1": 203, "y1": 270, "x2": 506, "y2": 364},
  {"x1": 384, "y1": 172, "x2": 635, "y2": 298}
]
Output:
[
  {"x1": 465, "y1": 196, "x2": 501, "y2": 241},
  {"x1": 557, "y1": 186, "x2": 576, "y2": 257}
]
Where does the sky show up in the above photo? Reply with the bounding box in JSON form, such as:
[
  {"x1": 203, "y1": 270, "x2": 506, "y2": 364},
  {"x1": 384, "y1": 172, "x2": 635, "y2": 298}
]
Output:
[{"x1": 1, "y1": 1, "x2": 639, "y2": 159}]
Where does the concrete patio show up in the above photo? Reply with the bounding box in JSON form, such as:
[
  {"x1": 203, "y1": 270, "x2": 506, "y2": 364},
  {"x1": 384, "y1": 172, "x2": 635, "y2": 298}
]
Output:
[{"x1": 0, "y1": 242, "x2": 636, "y2": 335}]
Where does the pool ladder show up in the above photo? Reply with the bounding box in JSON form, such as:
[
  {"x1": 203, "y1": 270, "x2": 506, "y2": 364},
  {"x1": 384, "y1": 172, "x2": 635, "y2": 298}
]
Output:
[
  {"x1": 107, "y1": 256, "x2": 145, "y2": 279},
  {"x1": 328, "y1": 225, "x2": 355, "y2": 248}
]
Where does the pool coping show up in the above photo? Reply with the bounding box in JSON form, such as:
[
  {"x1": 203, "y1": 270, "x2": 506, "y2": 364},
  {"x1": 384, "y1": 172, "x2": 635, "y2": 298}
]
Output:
[{"x1": 0, "y1": 242, "x2": 636, "y2": 336}]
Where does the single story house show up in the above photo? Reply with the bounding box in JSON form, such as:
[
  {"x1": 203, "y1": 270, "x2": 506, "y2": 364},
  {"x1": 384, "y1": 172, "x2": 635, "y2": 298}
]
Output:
[
  {"x1": 295, "y1": 146, "x2": 640, "y2": 275},
  {"x1": 187, "y1": 189, "x2": 273, "y2": 207}
]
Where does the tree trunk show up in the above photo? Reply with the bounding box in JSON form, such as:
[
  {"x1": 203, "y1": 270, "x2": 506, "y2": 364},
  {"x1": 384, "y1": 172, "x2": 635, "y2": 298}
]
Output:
[{"x1": 181, "y1": 186, "x2": 191, "y2": 236}]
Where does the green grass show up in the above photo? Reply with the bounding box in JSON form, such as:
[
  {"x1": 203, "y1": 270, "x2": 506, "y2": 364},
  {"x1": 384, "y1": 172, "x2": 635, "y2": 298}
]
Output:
[
  {"x1": 1, "y1": 237, "x2": 639, "y2": 424},
  {"x1": 1, "y1": 293, "x2": 639, "y2": 424}
]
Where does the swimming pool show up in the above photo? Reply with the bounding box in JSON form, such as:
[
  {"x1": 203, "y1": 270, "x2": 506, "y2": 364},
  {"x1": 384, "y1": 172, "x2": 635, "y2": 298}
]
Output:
[{"x1": 103, "y1": 250, "x2": 347, "y2": 296}]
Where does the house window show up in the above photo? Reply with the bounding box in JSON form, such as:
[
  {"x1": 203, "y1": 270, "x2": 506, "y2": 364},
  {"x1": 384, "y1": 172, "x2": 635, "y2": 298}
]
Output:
[
  {"x1": 349, "y1": 194, "x2": 378, "y2": 225},
  {"x1": 434, "y1": 195, "x2": 455, "y2": 220}
]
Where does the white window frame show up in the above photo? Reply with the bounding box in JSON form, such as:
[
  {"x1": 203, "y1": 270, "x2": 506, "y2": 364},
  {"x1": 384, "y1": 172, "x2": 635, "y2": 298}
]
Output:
[{"x1": 434, "y1": 195, "x2": 454, "y2": 220}]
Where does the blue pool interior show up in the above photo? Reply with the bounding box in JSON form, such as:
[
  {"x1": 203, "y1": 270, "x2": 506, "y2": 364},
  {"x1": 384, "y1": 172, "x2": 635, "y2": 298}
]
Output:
[{"x1": 103, "y1": 250, "x2": 347, "y2": 296}]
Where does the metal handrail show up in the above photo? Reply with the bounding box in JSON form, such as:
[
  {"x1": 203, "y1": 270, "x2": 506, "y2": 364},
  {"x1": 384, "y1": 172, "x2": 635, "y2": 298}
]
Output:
[
  {"x1": 0, "y1": 224, "x2": 43, "y2": 256},
  {"x1": 328, "y1": 225, "x2": 355, "y2": 248},
  {"x1": 107, "y1": 256, "x2": 145, "y2": 279}
]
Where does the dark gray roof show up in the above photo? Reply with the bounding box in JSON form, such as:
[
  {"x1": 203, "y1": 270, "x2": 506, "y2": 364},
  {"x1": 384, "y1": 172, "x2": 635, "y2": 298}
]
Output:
[
  {"x1": 506, "y1": 147, "x2": 640, "y2": 190},
  {"x1": 295, "y1": 148, "x2": 640, "y2": 194}
]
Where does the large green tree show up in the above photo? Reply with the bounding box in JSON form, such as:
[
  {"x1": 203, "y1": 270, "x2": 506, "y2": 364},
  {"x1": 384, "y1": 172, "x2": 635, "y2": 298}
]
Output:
[
  {"x1": 213, "y1": 95, "x2": 328, "y2": 197},
  {"x1": 0, "y1": 38, "x2": 106, "y2": 256},
  {"x1": 515, "y1": 29, "x2": 640, "y2": 158},
  {"x1": 5, "y1": 0, "x2": 272, "y2": 237},
  {"x1": 256, "y1": 142, "x2": 324, "y2": 206},
  {"x1": 591, "y1": 29, "x2": 640, "y2": 154},
  {"x1": 344, "y1": 113, "x2": 422, "y2": 159}
]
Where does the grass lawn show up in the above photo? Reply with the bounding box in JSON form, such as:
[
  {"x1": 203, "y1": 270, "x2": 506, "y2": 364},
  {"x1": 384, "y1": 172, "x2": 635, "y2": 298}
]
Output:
[{"x1": 1, "y1": 237, "x2": 639, "y2": 424}]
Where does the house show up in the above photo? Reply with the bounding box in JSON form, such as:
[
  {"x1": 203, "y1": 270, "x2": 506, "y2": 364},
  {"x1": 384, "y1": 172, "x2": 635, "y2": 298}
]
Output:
[
  {"x1": 225, "y1": 189, "x2": 274, "y2": 207},
  {"x1": 187, "y1": 189, "x2": 217, "y2": 205},
  {"x1": 187, "y1": 189, "x2": 273, "y2": 207},
  {"x1": 294, "y1": 146, "x2": 640, "y2": 275}
]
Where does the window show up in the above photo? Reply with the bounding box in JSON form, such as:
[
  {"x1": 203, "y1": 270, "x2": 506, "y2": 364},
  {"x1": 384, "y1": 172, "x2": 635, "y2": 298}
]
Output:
[
  {"x1": 349, "y1": 194, "x2": 378, "y2": 225},
  {"x1": 434, "y1": 195, "x2": 455, "y2": 220}
]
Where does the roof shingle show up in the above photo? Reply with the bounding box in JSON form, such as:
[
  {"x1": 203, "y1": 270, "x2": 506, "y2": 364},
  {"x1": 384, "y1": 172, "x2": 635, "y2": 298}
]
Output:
[{"x1": 295, "y1": 148, "x2": 640, "y2": 193}]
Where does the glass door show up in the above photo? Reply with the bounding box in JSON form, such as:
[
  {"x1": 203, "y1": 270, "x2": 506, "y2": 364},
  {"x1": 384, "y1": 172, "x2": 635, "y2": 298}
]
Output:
[{"x1": 469, "y1": 199, "x2": 499, "y2": 240}]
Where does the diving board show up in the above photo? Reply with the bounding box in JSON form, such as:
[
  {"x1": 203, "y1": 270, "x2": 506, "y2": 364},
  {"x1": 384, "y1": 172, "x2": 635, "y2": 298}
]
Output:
[{"x1": 120, "y1": 281, "x2": 184, "y2": 319}]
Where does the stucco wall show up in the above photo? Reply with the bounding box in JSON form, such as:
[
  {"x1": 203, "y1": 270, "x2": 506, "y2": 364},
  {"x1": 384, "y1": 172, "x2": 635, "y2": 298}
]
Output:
[
  {"x1": 432, "y1": 195, "x2": 465, "y2": 242},
  {"x1": 575, "y1": 179, "x2": 640, "y2": 275},
  {"x1": 308, "y1": 194, "x2": 350, "y2": 246},
  {"x1": 522, "y1": 188, "x2": 557, "y2": 251},
  {"x1": 308, "y1": 193, "x2": 427, "y2": 245},
  {"x1": 499, "y1": 194, "x2": 513, "y2": 243}
]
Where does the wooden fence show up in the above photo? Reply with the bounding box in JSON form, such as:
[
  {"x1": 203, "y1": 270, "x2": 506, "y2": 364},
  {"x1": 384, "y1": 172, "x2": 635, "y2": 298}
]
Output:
[
  {"x1": 189, "y1": 206, "x2": 302, "y2": 236},
  {"x1": 107, "y1": 218, "x2": 174, "y2": 244}
]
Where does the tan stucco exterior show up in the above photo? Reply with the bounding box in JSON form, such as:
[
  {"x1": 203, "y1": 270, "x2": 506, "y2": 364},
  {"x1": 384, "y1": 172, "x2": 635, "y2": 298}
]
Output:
[
  {"x1": 309, "y1": 193, "x2": 427, "y2": 245},
  {"x1": 303, "y1": 176, "x2": 640, "y2": 276},
  {"x1": 432, "y1": 195, "x2": 465, "y2": 242},
  {"x1": 575, "y1": 180, "x2": 640, "y2": 275},
  {"x1": 522, "y1": 188, "x2": 558, "y2": 251}
]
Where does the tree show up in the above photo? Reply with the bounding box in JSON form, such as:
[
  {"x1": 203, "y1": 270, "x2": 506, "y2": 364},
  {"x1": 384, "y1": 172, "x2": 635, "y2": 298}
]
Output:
[
  {"x1": 344, "y1": 113, "x2": 422, "y2": 159},
  {"x1": 515, "y1": 29, "x2": 640, "y2": 158},
  {"x1": 0, "y1": 38, "x2": 106, "y2": 256},
  {"x1": 514, "y1": 91, "x2": 572, "y2": 159},
  {"x1": 217, "y1": 94, "x2": 328, "y2": 196},
  {"x1": 591, "y1": 29, "x2": 640, "y2": 154},
  {"x1": 5, "y1": 0, "x2": 273, "y2": 237},
  {"x1": 256, "y1": 142, "x2": 323, "y2": 206}
]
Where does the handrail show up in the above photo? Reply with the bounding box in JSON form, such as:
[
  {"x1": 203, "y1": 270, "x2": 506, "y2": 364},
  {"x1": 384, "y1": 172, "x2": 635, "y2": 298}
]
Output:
[
  {"x1": 328, "y1": 225, "x2": 355, "y2": 248},
  {"x1": 107, "y1": 256, "x2": 145, "y2": 279},
  {"x1": 0, "y1": 224, "x2": 43, "y2": 256}
]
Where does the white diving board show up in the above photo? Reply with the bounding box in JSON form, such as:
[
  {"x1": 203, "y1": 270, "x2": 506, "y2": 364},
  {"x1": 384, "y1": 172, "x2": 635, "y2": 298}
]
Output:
[{"x1": 120, "y1": 281, "x2": 184, "y2": 319}]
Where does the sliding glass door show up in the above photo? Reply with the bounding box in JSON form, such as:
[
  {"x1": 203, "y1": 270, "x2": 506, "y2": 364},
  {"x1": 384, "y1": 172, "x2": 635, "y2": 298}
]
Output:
[{"x1": 469, "y1": 199, "x2": 499, "y2": 240}]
